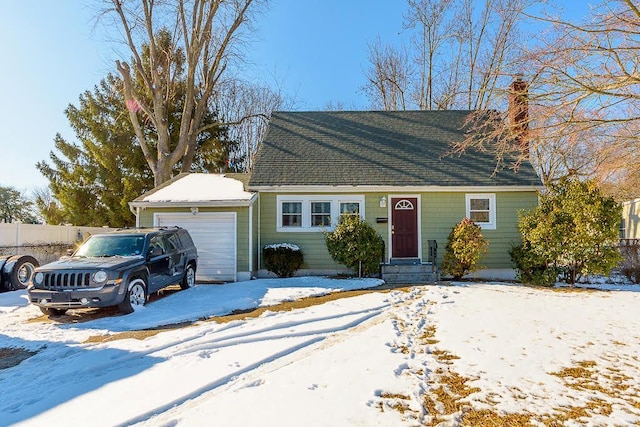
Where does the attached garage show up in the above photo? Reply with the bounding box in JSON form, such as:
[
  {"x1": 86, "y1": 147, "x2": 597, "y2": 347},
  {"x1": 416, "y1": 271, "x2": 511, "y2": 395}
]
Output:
[
  {"x1": 129, "y1": 173, "x2": 257, "y2": 282},
  {"x1": 155, "y1": 212, "x2": 237, "y2": 282}
]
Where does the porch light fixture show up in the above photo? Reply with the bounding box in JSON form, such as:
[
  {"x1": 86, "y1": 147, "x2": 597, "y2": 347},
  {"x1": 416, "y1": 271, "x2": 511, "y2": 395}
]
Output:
[
  {"x1": 379, "y1": 196, "x2": 387, "y2": 208},
  {"x1": 191, "y1": 207, "x2": 199, "y2": 215}
]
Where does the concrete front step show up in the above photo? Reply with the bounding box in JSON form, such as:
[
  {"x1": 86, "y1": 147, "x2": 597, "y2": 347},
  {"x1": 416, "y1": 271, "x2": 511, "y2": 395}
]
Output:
[{"x1": 381, "y1": 263, "x2": 438, "y2": 284}]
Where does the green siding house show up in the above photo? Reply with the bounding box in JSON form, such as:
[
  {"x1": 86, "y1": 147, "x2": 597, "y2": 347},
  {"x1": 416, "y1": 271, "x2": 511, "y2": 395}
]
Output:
[
  {"x1": 131, "y1": 109, "x2": 541, "y2": 282},
  {"x1": 249, "y1": 110, "x2": 541, "y2": 281}
]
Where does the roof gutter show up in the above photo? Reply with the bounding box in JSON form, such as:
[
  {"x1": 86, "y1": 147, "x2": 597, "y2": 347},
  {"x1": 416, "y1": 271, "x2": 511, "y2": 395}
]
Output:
[
  {"x1": 129, "y1": 193, "x2": 258, "y2": 210},
  {"x1": 248, "y1": 185, "x2": 544, "y2": 193}
]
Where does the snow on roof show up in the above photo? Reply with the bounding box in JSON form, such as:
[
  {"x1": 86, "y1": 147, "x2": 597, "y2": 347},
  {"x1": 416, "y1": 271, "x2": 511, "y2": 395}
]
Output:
[{"x1": 142, "y1": 174, "x2": 254, "y2": 203}]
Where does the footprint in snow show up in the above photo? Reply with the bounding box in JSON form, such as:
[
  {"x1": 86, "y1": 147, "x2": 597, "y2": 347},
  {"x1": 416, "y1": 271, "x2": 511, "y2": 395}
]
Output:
[{"x1": 198, "y1": 349, "x2": 218, "y2": 358}]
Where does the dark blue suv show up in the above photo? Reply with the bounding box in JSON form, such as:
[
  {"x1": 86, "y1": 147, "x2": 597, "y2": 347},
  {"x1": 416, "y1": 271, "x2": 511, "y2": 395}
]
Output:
[{"x1": 28, "y1": 227, "x2": 198, "y2": 315}]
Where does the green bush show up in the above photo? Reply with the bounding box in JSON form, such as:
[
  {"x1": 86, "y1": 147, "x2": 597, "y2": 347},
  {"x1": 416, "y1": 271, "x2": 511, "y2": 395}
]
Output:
[
  {"x1": 441, "y1": 218, "x2": 488, "y2": 280},
  {"x1": 325, "y1": 215, "x2": 384, "y2": 277},
  {"x1": 262, "y1": 243, "x2": 304, "y2": 278},
  {"x1": 517, "y1": 177, "x2": 621, "y2": 286},
  {"x1": 509, "y1": 242, "x2": 557, "y2": 286}
]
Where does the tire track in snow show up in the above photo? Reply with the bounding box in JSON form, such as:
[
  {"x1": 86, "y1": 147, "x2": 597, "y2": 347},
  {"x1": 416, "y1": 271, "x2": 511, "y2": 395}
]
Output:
[
  {"x1": 116, "y1": 337, "x2": 326, "y2": 427},
  {"x1": 167, "y1": 304, "x2": 391, "y2": 357},
  {"x1": 125, "y1": 304, "x2": 391, "y2": 426}
]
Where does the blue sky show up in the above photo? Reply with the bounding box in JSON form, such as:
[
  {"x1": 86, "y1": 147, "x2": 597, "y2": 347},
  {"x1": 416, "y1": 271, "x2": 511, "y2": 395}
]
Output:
[{"x1": 0, "y1": 0, "x2": 407, "y2": 192}]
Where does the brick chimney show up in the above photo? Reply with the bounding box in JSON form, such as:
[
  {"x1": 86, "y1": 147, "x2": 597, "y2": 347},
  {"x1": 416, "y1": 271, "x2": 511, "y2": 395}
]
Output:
[{"x1": 509, "y1": 76, "x2": 529, "y2": 149}]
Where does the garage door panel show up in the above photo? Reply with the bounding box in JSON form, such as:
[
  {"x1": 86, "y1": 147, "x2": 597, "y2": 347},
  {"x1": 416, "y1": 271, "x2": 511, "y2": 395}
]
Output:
[{"x1": 155, "y1": 213, "x2": 236, "y2": 282}]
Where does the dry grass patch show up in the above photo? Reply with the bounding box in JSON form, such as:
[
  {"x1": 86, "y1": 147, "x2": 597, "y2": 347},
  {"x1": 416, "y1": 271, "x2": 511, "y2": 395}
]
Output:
[
  {"x1": 423, "y1": 368, "x2": 481, "y2": 424},
  {"x1": 419, "y1": 325, "x2": 438, "y2": 345},
  {"x1": 378, "y1": 392, "x2": 413, "y2": 414},
  {"x1": 430, "y1": 349, "x2": 460, "y2": 364},
  {"x1": 461, "y1": 409, "x2": 535, "y2": 426},
  {"x1": 386, "y1": 322, "x2": 639, "y2": 426},
  {"x1": 549, "y1": 359, "x2": 638, "y2": 419}
]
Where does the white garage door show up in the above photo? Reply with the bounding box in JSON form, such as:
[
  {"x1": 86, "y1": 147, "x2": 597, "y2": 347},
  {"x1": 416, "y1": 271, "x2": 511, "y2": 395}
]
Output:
[{"x1": 155, "y1": 212, "x2": 236, "y2": 282}]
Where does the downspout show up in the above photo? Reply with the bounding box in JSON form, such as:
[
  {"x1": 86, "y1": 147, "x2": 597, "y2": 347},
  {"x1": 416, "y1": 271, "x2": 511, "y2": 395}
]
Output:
[
  {"x1": 257, "y1": 194, "x2": 261, "y2": 271},
  {"x1": 128, "y1": 203, "x2": 139, "y2": 227},
  {"x1": 248, "y1": 200, "x2": 253, "y2": 277}
]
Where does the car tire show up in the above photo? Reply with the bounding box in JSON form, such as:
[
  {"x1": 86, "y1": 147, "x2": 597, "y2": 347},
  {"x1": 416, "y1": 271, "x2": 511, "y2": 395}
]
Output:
[
  {"x1": 118, "y1": 278, "x2": 147, "y2": 314},
  {"x1": 4, "y1": 255, "x2": 39, "y2": 291},
  {"x1": 180, "y1": 264, "x2": 196, "y2": 290},
  {"x1": 40, "y1": 307, "x2": 67, "y2": 316}
]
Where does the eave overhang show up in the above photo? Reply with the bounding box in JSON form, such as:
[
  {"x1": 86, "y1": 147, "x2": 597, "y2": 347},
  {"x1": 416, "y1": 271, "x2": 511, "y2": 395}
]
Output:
[{"x1": 247, "y1": 185, "x2": 543, "y2": 193}]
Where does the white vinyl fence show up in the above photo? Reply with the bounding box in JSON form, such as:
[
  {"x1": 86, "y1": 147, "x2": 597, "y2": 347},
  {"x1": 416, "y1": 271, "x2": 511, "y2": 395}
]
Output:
[
  {"x1": 0, "y1": 223, "x2": 114, "y2": 246},
  {"x1": 0, "y1": 224, "x2": 116, "y2": 264}
]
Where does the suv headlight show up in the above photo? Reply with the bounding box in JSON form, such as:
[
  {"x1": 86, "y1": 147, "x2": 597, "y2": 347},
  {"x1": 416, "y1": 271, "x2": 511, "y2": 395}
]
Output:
[
  {"x1": 33, "y1": 272, "x2": 44, "y2": 285},
  {"x1": 93, "y1": 270, "x2": 108, "y2": 283}
]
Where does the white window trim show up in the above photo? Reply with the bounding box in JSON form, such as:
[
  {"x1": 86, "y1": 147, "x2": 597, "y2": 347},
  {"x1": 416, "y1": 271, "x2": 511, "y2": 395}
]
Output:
[
  {"x1": 277, "y1": 195, "x2": 365, "y2": 232},
  {"x1": 465, "y1": 193, "x2": 496, "y2": 230}
]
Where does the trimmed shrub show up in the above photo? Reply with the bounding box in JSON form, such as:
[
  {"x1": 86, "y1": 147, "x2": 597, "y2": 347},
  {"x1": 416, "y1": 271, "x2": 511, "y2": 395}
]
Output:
[
  {"x1": 441, "y1": 218, "x2": 488, "y2": 280},
  {"x1": 325, "y1": 215, "x2": 384, "y2": 277},
  {"x1": 263, "y1": 243, "x2": 304, "y2": 278},
  {"x1": 509, "y1": 242, "x2": 557, "y2": 286}
]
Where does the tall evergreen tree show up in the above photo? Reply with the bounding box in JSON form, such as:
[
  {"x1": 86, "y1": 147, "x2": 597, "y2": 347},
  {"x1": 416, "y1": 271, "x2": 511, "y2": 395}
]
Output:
[
  {"x1": 37, "y1": 31, "x2": 235, "y2": 227},
  {"x1": 37, "y1": 74, "x2": 153, "y2": 227}
]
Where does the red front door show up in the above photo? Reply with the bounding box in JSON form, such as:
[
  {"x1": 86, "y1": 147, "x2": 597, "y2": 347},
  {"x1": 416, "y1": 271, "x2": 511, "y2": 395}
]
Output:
[{"x1": 391, "y1": 197, "x2": 418, "y2": 258}]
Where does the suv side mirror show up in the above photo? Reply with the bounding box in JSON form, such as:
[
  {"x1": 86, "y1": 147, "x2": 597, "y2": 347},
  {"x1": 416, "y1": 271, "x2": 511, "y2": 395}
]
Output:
[{"x1": 66, "y1": 248, "x2": 74, "y2": 256}]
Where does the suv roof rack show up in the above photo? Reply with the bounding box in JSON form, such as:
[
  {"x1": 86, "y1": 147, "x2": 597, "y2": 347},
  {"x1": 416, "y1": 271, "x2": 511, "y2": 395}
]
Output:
[{"x1": 114, "y1": 226, "x2": 183, "y2": 232}]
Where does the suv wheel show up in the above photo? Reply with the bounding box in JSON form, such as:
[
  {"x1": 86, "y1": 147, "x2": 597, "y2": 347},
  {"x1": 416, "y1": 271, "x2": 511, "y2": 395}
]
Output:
[
  {"x1": 118, "y1": 278, "x2": 147, "y2": 314},
  {"x1": 5, "y1": 255, "x2": 39, "y2": 290},
  {"x1": 180, "y1": 264, "x2": 196, "y2": 290}
]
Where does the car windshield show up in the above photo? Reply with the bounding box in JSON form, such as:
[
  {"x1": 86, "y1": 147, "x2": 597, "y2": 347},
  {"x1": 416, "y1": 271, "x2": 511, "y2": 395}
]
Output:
[{"x1": 75, "y1": 235, "x2": 145, "y2": 257}]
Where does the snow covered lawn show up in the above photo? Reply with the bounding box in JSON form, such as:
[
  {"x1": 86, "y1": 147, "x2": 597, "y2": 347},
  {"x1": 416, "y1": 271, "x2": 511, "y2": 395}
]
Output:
[{"x1": 1, "y1": 278, "x2": 640, "y2": 426}]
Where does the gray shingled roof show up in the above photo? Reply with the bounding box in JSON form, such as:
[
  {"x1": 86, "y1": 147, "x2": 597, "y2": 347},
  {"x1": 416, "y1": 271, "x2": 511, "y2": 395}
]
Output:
[{"x1": 248, "y1": 111, "x2": 541, "y2": 188}]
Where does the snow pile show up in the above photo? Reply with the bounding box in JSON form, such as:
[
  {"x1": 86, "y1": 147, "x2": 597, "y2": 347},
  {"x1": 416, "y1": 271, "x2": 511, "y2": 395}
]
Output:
[
  {"x1": 263, "y1": 243, "x2": 301, "y2": 251},
  {"x1": 141, "y1": 174, "x2": 253, "y2": 202}
]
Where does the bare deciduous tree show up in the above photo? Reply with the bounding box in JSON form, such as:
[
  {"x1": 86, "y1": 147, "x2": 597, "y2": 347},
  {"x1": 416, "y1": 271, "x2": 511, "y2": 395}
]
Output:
[
  {"x1": 456, "y1": 1, "x2": 640, "y2": 194},
  {"x1": 405, "y1": 0, "x2": 455, "y2": 110},
  {"x1": 362, "y1": 37, "x2": 413, "y2": 111},
  {"x1": 213, "y1": 79, "x2": 287, "y2": 172},
  {"x1": 103, "y1": 0, "x2": 263, "y2": 186},
  {"x1": 363, "y1": 0, "x2": 541, "y2": 111},
  {"x1": 521, "y1": 0, "x2": 640, "y2": 195}
]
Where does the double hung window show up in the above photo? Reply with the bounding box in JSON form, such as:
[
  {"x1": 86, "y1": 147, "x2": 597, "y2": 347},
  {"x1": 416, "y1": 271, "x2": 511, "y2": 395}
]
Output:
[
  {"x1": 277, "y1": 195, "x2": 365, "y2": 232},
  {"x1": 465, "y1": 194, "x2": 496, "y2": 229},
  {"x1": 311, "y1": 202, "x2": 331, "y2": 227},
  {"x1": 282, "y1": 202, "x2": 303, "y2": 227}
]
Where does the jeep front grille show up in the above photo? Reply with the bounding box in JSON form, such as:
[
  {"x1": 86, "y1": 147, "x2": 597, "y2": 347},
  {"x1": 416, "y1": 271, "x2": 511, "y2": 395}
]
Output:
[{"x1": 40, "y1": 271, "x2": 93, "y2": 289}]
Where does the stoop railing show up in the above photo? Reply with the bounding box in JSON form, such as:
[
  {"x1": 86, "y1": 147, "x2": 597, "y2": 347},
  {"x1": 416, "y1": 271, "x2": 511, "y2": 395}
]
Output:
[{"x1": 380, "y1": 240, "x2": 439, "y2": 284}]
